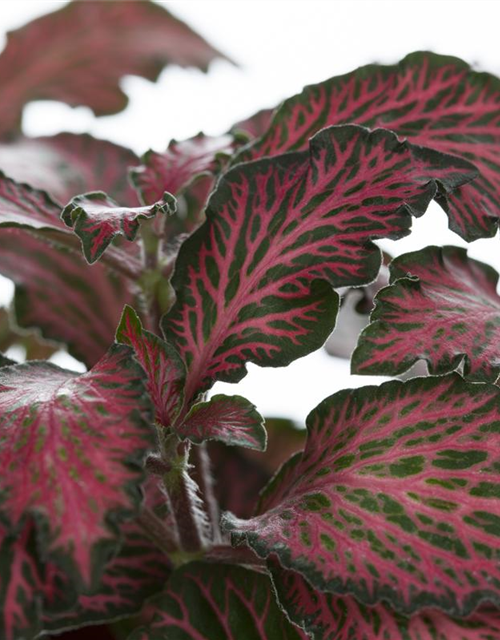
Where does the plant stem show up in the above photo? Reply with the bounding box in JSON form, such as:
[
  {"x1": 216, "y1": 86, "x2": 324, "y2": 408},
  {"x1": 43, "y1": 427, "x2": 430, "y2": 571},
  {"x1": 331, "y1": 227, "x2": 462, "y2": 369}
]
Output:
[
  {"x1": 136, "y1": 506, "x2": 179, "y2": 557},
  {"x1": 191, "y1": 444, "x2": 222, "y2": 543}
]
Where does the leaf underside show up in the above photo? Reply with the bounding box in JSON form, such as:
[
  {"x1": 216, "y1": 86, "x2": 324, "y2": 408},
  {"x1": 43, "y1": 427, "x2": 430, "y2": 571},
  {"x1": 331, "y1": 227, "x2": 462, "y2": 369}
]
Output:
[
  {"x1": 353, "y1": 245, "x2": 500, "y2": 382},
  {"x1": 240, "y1": 51, "x2": 500, "y2": 240},
  {"x1": 127, "y1": 562, "x2": 307, "y2": 640},
  {"x1": 224, "y1": 374, "x2": 500, "y2": 616},
  {"x1": 162, "y1": 124, "x2": 475, "y2": 403},
  {"x1": 0, "y1": 0, "x2": 227, "y2": 137}
]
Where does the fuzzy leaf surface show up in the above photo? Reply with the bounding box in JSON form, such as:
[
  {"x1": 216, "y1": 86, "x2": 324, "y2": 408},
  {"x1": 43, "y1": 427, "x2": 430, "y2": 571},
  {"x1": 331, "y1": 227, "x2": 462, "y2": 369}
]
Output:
[
  {"x1": 0, "y1": 0, "x2": 226, "y2": 136},
  {"x1": 127, "y1": 562, "x2": 307, "y2": 640},
  {"x1": 224, "y1": 374, "x2": 500, "y2": 615},
  {"x1": 178, "y1": 394, "x2": 266, "y2": 450},
  {"x1": 353, "y1": 246, "x2": 500, "y2": 382},
  {"x1": 116, "y1": 305, "x2": 186, "y2": 427},
  {"x1": 62, "y1": 191, "x2": 175, "y2": 264},
  {"x1": 272, "y1": 564, "x2": 500, "y2": 640},
  {"x1": 162, "y1": 124, "x2": 476, "y2": 401},
  {"x1": 241, "y1": 52, "x2": 500, "y2": 240},
  {"x1": 0, "y1": 133, "x2": 139, "y2": 206},
  {"x1": 0, "y1": 345, "x2": 153, "y2": 588}
]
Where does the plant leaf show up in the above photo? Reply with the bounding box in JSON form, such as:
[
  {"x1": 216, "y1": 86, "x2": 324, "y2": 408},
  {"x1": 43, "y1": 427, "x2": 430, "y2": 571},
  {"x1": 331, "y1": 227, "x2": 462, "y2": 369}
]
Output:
[
  {"x1": 44, "y1": 479, "x2": 172, "y2": 633},
  {"x1": 61, "y1": 191, "x2": 176, "y2": 264},
  {"x1": 0, "y1": 133, "x2": 139, "y2": 206},
  {"x1": 272, "y1": 564, "x2": 500, "y2": 640},
  {"x1": 162, "y1": 124, "x2": 476, "y2": 402},
  {"x1": 0, "y1": 344, "x2": 154, "y2": 589},
  {"x1": 127, "y1": 561, "x2": 307, "y2": 640},
  {"x1": 116, "y1": 305, "x2": 186, "y2": 427},
  {"x1": 352, "y1": 246, "x2": 500, "y2": 382},
  {"x1": 0, "y1": 0, "x2": 227, "y2": 137},
  {"x1": 178, "y1": 394, "x2": 266, "y2": 450},
  {"x1": 0, "y1": 175, "x2": 141, "y2": 367},
  {"x1": 223, "y1": 374, "x2": 500, "y2": 616},
  {"x1": 231, "y1": 108, "x2": 275, "y2": 139},
  {"x1": 239, "y1": 52, "x2": 500, "y2": 240},
  {"x1": 130, "y1": 134, "x2": 235, "y2": 205}
]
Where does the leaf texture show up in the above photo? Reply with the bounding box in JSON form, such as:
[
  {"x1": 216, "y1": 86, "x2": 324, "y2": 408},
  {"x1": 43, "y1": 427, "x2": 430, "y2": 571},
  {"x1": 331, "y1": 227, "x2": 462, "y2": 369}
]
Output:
[
  {"x1": 0, "y1": 345, "x2": 153, "y2": 589},
  {"x1": 224, "y1": 374, "x2": 500, "y2": 615},
  {"x1": 162, "y1": 124, "x2": 476, "y2": 402},
  {"x1": 127, "y1": 562, "x2": 307, "y2": 640},
  {"x1": 272, "y1": 564, "x2": 500, "y2": 640},
  {"x1": 353, "y1": 246, "x2": 500, "y2": 382},
  {"x1": 240, "y1": 52, "x2": 500, "y2": 240}
]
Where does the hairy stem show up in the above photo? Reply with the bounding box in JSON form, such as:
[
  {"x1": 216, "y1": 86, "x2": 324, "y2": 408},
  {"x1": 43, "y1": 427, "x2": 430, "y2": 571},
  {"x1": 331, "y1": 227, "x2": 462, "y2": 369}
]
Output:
[{"x1": 191, "y1": 444, "x2": 222, "y2": 543}]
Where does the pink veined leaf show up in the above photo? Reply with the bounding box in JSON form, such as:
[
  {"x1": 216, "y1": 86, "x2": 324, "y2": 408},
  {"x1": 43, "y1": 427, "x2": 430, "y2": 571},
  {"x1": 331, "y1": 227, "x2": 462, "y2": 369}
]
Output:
[
  {"x1": 0, "y1": 0, "x2": 228, "y2": 137},
  {"x1": 0, "y1": 175, "x2": 142, "y2": 367},
  {"x1": 162, "y1": 124, "x2": 476, "y2": 403},
  {"x1": 352, "y1": 245, "x2": 500, "y2": 382},
  {"x1": 271, "y1": 564, "x2": 500, "y2": 640},
  {"x1": 231, "y1": 107, "x2": 275, "y2": 139},
  {"x1": 61, "y1": 191, "x2": 176, "y2": 264},
  {"x1": 116, "y1": 305, "x2": 186, "y2": 428},
  {"x1": 223, "y1": 374, "x2": 500, "y2": 616},
  {"x1": 238, "y1": 52, "x2": 500, "y2": 240},
  {"x1": 0, "y1": 133, "x2": 139, "y2": 206},
  {"x1": 127, "y1": 562, "x2": 308, "y2": 640},
  {"x1": 0, "y1": 345, "x2": 154, "y2": 589},
  {"x1": 130, "y1": 134, "x2": 236, "y2": 205},
  {"x1": 178, "y1": 394, "x2": 266, "y2": 451},
  {"x1": 43, "y1": 478, "x2": 172, "y2": 634}
]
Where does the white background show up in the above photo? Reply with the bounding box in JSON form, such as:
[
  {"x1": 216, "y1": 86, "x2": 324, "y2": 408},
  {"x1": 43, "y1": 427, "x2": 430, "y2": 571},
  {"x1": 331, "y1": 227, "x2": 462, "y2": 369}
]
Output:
[{"x1": 1, "y1": 0, "x2": 500, "y2": 423}]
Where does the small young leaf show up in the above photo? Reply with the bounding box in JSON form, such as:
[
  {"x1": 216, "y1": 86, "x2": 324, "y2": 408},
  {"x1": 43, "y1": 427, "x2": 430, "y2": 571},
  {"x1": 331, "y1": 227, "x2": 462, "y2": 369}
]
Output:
[
  {"x1": 0, "y1": 0, "x2": 227, "y2": 137},
  {"x1": 0, "y1": 344, "x2": 154, "y2": 589},
  {"x1": 224, "y1": 374, "x2": 500, "y2": 616},
  {"x1": 62, "y1": 191, "x2": 176, "y2": 264},
  {"x1": 272, "y1": 564, "x2": 500, "y2": 640},
  {"x1": 231, "y1": 107, "x2": 275, "y2": 139},
  {"x1": 240, "y1": 52, "x2": 500, "y2": 240},
  {"x1": 127, "y1": 562, "x2": 307, "y2": 640},
  {"x1": 163, "y1": 124, "x2": 476, "y2": 402},
  {"x1": 116, "y1": 305, "x2": 186, "y2": 427},
  {"x1": 352, "y1": 246, "x2": 500, "y2": 382},
  {"x1": 0, "y1": 133, "x2": 139, "y2": 206},
  {"x1": 130, "y1": 134, "x2": 235, "y2": 205},
  {"x1": 178, "y1": 394, "x2": 266, "y2": 450}
]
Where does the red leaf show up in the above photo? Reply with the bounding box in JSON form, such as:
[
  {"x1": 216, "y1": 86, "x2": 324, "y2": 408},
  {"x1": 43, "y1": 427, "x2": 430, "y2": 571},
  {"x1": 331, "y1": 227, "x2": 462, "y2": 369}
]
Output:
[
  {"x1": 0, "y1": 0, "x2": 227, "y2": 137},
  {"x1": 224, "y1": 374, "x2": 500, "y2": 615},
  {"x1": 0, "y1": 133, "x2": 139, "y2": 206},
  {"x1": 272, "y1": 564, "x2": 500, "y2": 640},
  {"x1": 353, "y1": 245, "x2": 500, "y2": 382},
  {"x1": 0, "y1": 345, "x2": 153, "y2": 588},
  {"x1": 239, "y1": 52, "x2": 500, "y2": 239},
  {"x1": 62, "y1": 191, "x2": 175, "y2": 264},
  {"x1": 162, "y1": 125, "x2": 476, "y2": 403}
]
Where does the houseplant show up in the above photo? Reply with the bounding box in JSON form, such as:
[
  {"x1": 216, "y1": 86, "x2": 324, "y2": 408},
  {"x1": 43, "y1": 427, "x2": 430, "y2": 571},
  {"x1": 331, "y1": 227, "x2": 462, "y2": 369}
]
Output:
[{"x1": 0, "y1": 2, "x2": 499, "y2": 638}]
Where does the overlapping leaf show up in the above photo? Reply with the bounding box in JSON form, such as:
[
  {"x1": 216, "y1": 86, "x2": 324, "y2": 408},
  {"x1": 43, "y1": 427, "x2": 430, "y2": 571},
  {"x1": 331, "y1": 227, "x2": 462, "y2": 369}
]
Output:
[
  {"x1": 179, "y1": 395, "x2": 266, "y2": 450},
  {"x1": 352, "y1": 246, "x2": 500, "y2": 382},
  {"x1": 62, "y1": 191, "x2": 176, "y2": 264},
  {"x1": 0, "y1": 345, "x2": 153, "y2": 589},
  {"x1": 130, "y1": 134, "x2": 235, "y2": 205},
  {"x1": 127, "y1": 562, "x2": 307, "y2": 640},
  {"x1": 0, "y1": 133, "x2": 139, "y2": 206},
  {"x1": 162, "y1": 124, "x2": 476, "y2": 401},
  {"x1": 224, "y1": 374, "x2": 500, "y2": 615},
  {"x1": 231, "y1": 108, "x2": 275, "y2": 139},
  {"x1": 0, "y1": 307, "x2": 57, "y2": 362},
  {"x1": 239, "y1": 52, "x2": 500, "y2": 240},
  {"x1": 0, "y1": 0, "x2": 226, "y2": 137},
  {"x1": 0, "y1": 175, "x2": 141, "y2": 366},
  {"x1": 44, "y1": 478, "x2": 172, "y2": 634},
  {"x1": 272, "y1": 564, "x2": 500, "y2": 640}
]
